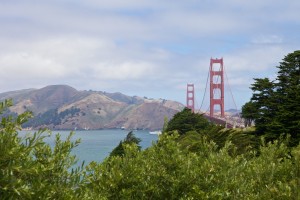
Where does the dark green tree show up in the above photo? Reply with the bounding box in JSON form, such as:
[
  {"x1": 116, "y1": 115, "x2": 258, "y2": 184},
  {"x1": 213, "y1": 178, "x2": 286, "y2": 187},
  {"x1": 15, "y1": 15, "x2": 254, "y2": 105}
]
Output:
[
  {"x1": 241, "y1": 101, "x2": 258, "y2": 127},
  {"x1": 243, "y1": 50, "x2": 300, "y2": 145},
  {"x1": 165, "y1": 107, "x2": 211, "y2": 135},
  {"x1": 109, "y1": 131, "x2": 141, "y2": 157},
  {"x1": 274, "y1": 51, "x2": 300, "y2": 144}
]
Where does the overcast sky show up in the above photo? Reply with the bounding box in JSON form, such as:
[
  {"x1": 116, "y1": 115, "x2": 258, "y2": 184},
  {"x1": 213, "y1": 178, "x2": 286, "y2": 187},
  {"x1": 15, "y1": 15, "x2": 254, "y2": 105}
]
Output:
[{"x1": 0, "y1": 0, "x2": 299, "y2": 110}]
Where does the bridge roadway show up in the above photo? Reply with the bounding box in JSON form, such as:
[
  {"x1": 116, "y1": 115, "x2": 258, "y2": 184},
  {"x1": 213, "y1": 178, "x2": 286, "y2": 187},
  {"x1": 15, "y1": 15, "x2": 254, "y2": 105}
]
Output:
[{"x1": 203, "y1": 114, "x2": 234, "y2": 128}]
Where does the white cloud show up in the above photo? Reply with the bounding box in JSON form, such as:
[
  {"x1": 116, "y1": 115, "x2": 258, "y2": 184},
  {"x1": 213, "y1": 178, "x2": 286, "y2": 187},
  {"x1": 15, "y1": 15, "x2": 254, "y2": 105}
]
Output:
[
  {"x1": 224, "y1": 46, "x2": 288, "y2": 73},
  {"x1": 0, "y1": 0, "x2": 299, "y2": 108},
  {"x1": 0, "y1": 52, "x2": 66, "y2": 78},
  {"x1": 251, "y1": 35, "x2": 283, "y2": 44},
  {"x1": 91, "y1": 61, "x2": 156, "y2": 80}
]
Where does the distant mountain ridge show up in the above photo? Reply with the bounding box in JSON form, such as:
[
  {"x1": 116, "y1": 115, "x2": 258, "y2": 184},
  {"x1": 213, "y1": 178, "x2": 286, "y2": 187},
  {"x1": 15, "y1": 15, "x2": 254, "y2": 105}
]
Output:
[{"x1": 0, "y1": 85, "x2": 184, "y2": 130}]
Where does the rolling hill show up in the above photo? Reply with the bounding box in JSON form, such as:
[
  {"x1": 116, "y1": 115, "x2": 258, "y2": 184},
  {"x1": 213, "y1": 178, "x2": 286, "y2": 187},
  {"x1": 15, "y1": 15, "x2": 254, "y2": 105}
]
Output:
[{"x1": 0, "y1": 85, "x2": 184, "y2": 130}]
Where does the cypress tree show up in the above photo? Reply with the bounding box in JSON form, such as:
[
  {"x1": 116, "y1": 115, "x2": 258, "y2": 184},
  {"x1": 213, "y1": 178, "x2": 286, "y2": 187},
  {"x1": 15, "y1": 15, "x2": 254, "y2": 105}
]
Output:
[{"x1": 243, "y1": 50, "x2": 300, "y2": 145}]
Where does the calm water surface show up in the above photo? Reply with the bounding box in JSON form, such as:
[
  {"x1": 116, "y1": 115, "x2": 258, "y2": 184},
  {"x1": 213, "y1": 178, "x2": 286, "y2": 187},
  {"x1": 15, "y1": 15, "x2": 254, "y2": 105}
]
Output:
[{"x1": 20, "y1": 129, "x2": 158, "y2": 166}]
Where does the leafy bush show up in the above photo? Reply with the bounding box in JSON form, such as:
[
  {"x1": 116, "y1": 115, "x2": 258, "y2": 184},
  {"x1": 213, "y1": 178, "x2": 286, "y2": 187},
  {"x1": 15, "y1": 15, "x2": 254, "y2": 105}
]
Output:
[
  {"x1": 83, "y1": 132, "x2": 300, "y2": 199},
  {"x1": 0, "y1": 99, "x2": 83, "y2": 199},
  {"x1": 1, "y1": 99, "x2": 300, "y2": 199}
]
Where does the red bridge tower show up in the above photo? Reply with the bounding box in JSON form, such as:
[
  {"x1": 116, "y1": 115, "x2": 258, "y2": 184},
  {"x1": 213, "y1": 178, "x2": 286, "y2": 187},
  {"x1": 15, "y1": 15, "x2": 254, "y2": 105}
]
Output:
[
  {"x1": 210, "y1": 58, "x2": 225, "y2": 117},
  {"x1": 186, "y1": 83, "x2": 195, "y2": 112}
]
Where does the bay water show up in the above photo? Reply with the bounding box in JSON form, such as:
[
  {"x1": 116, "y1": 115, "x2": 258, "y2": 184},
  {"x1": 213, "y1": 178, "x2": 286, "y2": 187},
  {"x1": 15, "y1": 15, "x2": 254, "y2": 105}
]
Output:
[{"x1": 19, "y1": 129, "x2": 159, "y2": 166}]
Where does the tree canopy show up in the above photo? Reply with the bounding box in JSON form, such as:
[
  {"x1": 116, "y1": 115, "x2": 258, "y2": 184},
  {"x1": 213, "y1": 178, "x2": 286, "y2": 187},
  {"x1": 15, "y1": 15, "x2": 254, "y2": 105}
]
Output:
[
  {"x1": 109, "y1": 131, "x2": 141, "y2": 157},
  {"x1": 241, "y1": 101, "x2": 257, "y2": 127},
  {"x1": 165, "y1": 107, "x2": 211, "y2": 135},
  {"x1": 242, "y1": 51, "x2": 300, "y2": 145}
]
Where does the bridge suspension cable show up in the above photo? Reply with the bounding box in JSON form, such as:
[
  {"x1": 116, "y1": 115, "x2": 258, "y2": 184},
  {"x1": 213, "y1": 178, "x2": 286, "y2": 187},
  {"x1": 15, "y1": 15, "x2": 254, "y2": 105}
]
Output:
[
  {"x1": 224, "y1": 66, "x2": 240, "y2": 119},
  {"x1": 199, "y1": 70, "x2": 210, "y2": 113}
]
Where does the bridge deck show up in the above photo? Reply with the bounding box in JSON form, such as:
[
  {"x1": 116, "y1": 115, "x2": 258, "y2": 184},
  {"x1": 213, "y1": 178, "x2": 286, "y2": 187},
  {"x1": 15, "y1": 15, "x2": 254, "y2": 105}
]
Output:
[{"x1": 203, "y1": 114, "x2": 234, "y2": 128}]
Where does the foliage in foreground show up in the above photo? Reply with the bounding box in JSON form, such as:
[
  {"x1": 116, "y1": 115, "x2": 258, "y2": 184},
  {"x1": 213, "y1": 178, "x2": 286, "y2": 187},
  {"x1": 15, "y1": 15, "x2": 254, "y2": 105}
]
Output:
[
  {"x1": 1, "y1": 99, "x2": 300, "y2": 199},
  {"x1": 0, "y1": 99, "x2": 83, "y2": 199},
  {"x1": 84, "y1": 133, "x2": 300, "y2": 199}
]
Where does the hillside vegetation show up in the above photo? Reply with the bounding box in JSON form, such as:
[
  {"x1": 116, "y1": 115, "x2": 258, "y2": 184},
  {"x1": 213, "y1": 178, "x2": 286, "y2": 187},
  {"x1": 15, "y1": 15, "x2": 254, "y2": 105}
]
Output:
[{"x1": 0, "y1": 85, "x2": 183, "y2": 130}]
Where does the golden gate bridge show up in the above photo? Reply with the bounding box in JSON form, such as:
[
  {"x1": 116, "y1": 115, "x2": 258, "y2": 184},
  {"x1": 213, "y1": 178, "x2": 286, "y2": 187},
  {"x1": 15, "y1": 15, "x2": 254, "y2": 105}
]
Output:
[{"x1": 186, "y1": 58, "x2": 242, "y2": 128}]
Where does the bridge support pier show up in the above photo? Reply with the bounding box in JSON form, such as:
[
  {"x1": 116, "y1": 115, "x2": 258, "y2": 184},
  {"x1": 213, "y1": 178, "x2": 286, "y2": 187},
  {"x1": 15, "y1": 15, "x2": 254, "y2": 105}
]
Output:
[
  {"x1": 186, "y1": 83, "x2": 195, "y2": 112},
  {"x1": 210, "y1": 58, "x2": 225, "y2": 118}
]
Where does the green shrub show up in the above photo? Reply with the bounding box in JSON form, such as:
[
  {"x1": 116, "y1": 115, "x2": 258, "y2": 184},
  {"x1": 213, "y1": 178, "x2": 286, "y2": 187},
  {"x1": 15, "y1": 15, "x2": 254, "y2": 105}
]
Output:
[
  {"x1": 1, "y1": 99, "x2": 299, "y2": 199},
  {"x1": 0, "y1": 99, "x2": 83, "y2": 199}
]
